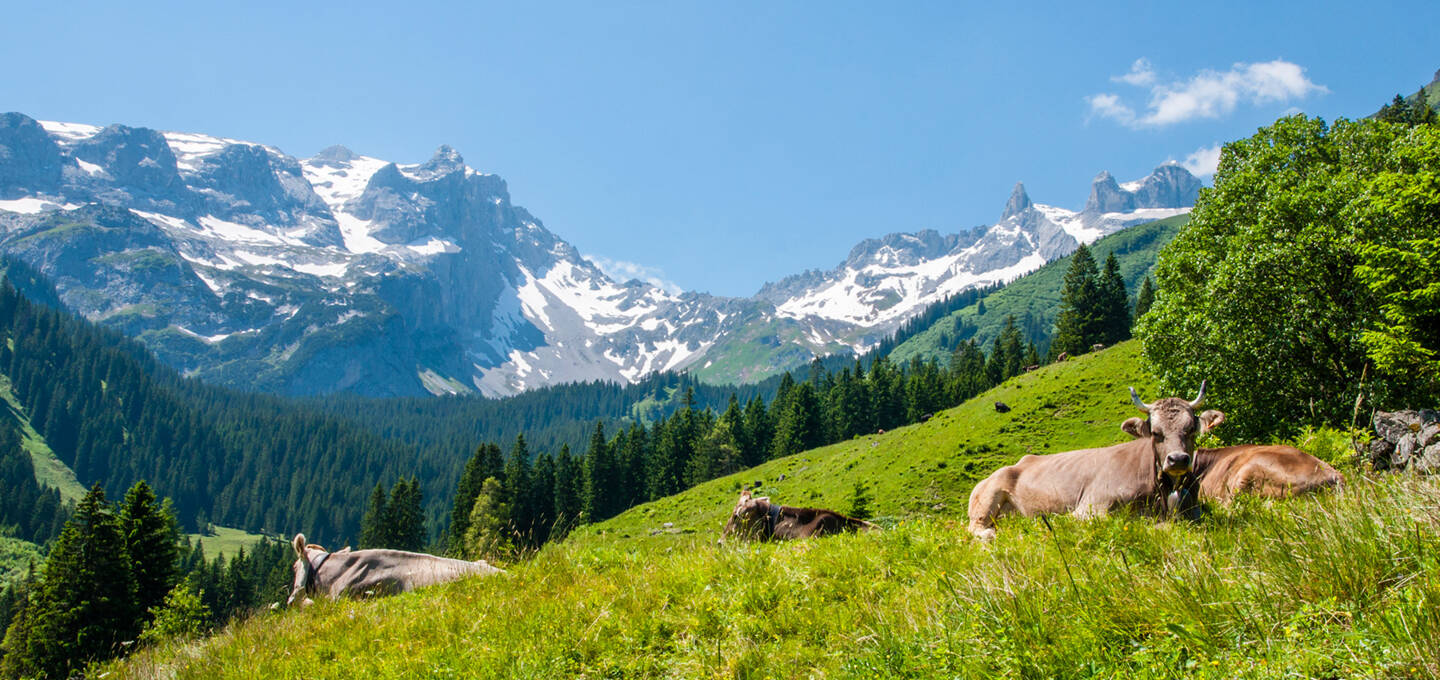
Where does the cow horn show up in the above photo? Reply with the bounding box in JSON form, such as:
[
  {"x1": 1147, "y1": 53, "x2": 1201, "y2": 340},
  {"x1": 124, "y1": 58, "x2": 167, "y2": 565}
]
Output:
[
  {"x1": 1129, "y1": 387, "x2": 1151, "y2": 413},
  {"x1": 1188, "y1": 380, "x2": 1207, "y2": 409}
]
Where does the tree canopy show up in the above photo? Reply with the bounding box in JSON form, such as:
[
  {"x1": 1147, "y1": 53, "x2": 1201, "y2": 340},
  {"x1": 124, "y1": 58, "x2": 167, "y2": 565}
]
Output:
[{"x1": 1138, "y1": 114, "x2": 1440, "y2": 439}]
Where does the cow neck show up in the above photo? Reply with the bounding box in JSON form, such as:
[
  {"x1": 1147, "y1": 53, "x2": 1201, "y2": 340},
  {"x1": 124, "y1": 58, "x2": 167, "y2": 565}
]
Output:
[
  {"x1": 305, "y1": 550, "x2": 332, "y2": 594},
  {"x1": 765, "y1": 502, "x2": 783, "y2": 538}
]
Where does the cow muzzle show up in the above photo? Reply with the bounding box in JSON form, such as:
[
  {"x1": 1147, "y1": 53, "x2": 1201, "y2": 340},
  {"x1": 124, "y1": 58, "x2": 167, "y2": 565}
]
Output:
[{"x1": 1163, "y1": 451, "x2": 1193, "y2": 475}]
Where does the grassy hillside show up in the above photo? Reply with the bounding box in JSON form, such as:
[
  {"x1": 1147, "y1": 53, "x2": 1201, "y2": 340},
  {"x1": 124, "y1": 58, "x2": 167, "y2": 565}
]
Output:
[
  {"x1": 110, "y1": 342, "x2": 1439, "y2": 678},
  {"x1": 185, "y1": 525, "x2": 272, "y2": 561},
  {"x1": 573, "y1": 340, "x2": 1156, "y2": 550},
  {"x1": 0, "y1": 374, "x2": 85, "y2": 504},
  {"x1": 890, "y1": 214, "x2": 1187, "y2": 366}
]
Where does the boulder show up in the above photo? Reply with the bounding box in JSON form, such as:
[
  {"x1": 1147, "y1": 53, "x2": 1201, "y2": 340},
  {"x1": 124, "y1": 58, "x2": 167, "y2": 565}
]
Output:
[{"x1": 1368, "y1": 410, "x2": 1440, "y2": 472}]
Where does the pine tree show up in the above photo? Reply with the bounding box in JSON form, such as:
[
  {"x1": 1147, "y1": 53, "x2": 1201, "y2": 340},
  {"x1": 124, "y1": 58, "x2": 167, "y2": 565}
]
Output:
[
  {"x1": 771, "y1": 382, "x2": 823, "y2": 459},
  {"x1": 581, "y1": 421, "x2": 612, "y2": 522},
  {"x1": 448, "y1": 444, "x2": 494, "y2": 555},
  {"x1": 552, "y1": 444, "x2": 582, "y2": 536},
  {"x1": 1052, "y1": 243, "x2": 1102, "y2": 357},
  {"x1": 1098, "y1": 251, "x2": 1132, "y2": 344},
  {"x1": 386, "y1": 478, "x2": 425, "y2": 552},
  {"x1": 120, "y1": 481, "x2": 180, "y2": 629},
  {"x1": 1133, "y1": 276, "x2": 1156, "y2": 324},
  {"x1": 3, "y1": 484, "x2": 137, "y2": 679},
  {"x1": 846, "y1": 481, "x2": 873, "y2": 521},
  {"x1": 503, "y1": 435, "x2": 534, "y2": 545},
  {"x1": 359, "y1": 482, "x2": 389, "y2": 549}
]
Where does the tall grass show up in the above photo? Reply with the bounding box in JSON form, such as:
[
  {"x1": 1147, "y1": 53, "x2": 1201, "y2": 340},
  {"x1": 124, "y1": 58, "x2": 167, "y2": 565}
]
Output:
[{"x1": 112, "y1": 473, "x2": 1439, "y2": 679}]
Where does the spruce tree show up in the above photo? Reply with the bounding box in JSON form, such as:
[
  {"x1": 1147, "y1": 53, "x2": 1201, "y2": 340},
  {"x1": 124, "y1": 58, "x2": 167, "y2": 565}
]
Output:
[
  {"x1": 387, "y1": 478, "x2": 425, "y2": 552},
  {"x1": 448, "y1": 445, "x2": 492, "y2": 555},
  {"x1": 1052, "y1": 243, "x2": 1102, "y2": 357},
  {"x1": 4, "y1": 484, "x2": 137, "y2": 679},
  {"x1": 552, "y1": 444, "x2": 582, "y2": 536},
  {"x1": 581, "y1": 421, "x2": 612, "y2": 522},
  {"x1": 359, "y1": 483, "x2": 389, "y2": 549},
  {"x1": 846, "y1": 481, "x2": 873, "y2": 521},
  {"x1": 503, "y1": 435, "x2": 533, "y2": 545},
  {"x1": 120, "y1": 481, "x2": 180, "y2": 629},
  {"x1": 1133, "y1": 276, "x2": 1156, "y2": 324},
  {"x1": 1098, "y1": 252, "x2": 1132, "y2": 344}
]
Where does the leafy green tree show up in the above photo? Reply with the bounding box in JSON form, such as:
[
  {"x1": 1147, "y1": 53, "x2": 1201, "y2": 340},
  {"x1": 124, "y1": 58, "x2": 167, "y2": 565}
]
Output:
[
  {"x1": 3, "y1": 484, "x2": 137, "y2": 679},
  {"x1": 448, "y1": 443, "x2": 499, "y2": 555},
  {"x1": 139, "y1": 580, "x2": 211, "y2": 646},
  {"x1": 120, "y1": 481, "x2": 180, "y2": 628},
  {"x1": 464, "y1": 477, "x2": 511, "y2": 561},
  {"x1": 1138, "y1": 114, "x2": 1440, "y2": 439}
]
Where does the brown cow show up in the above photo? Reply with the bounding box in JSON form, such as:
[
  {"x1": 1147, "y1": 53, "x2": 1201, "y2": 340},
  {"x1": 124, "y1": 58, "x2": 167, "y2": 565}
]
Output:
[
  {"x1": 720, "y1": 489, "x2": 876, "y2": 542},
  {"x1": 1192, "y1": 445, "x2": 1342, "y2": 503},
  {"x1": 967, "y1": 383, "x2": 1222, "y2": 540},
  {"x1": 287, "y1": 534, "x2": 502, "y2": 607}
]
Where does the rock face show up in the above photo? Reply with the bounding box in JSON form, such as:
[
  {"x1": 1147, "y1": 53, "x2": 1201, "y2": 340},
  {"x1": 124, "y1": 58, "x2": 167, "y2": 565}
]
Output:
[
  {"x1": 0, "y1": 111, "x2": 1200, "y2": 396},
  {"x1": 1368, "y1": 410, "x2": 1440, "y2": 472}
]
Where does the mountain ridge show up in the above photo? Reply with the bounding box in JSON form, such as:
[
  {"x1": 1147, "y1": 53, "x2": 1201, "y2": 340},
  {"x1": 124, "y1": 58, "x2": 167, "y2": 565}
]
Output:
[{"x1": 0, "y1": 111, "x2": 1199, "y2": 396}]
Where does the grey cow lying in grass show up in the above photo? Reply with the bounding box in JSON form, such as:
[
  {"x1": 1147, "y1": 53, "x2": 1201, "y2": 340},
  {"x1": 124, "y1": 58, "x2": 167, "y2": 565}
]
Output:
[{"x1": 287, "y1": 534, "x2": 502, "y2": 606}]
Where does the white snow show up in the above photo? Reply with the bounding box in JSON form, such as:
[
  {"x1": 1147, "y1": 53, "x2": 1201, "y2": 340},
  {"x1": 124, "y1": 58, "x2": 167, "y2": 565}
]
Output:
[
  {"x1": 403, "y1": 237, "x2": 460, "y2": 256},
  {"x1": 74, "y1": 159, "x2": 106, "y2": 176},
  {"x1": 301, "y1": 155, "x2": 390, "y2": 210},
  {"x1": 174, "y1": 326, "x2": 233, "y2": 344},
  {"x1": 38, "y1": 120, "x2": 101, "y2": 143},
  {"x1": 0, "y1": 197, "x2": 81, "y2": 214},
  {"x1": 131, "y1": 209, "x2": 192, "y2": 232},
  {"x1": 289, "y1": 261, "x2": 351, "y2": 278},
  {"x1": 163, "y1": 131, "x2": 249, "y2": 172},
  {"x1": 198, "y1": 216, "x2": 286, "y2": 245}
]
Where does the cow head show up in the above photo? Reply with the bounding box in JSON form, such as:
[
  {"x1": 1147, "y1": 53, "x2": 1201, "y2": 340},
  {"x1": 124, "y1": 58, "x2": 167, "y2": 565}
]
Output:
[
  {"x1": 719, "y1": 488, "x2": 770, "y2": 543},
  {"x1": 1121, "y1": 381, "x2": 1225, "y2": 479},
  {"x1": 287, "y1": 533, "x2": 325, "y2": 607}
]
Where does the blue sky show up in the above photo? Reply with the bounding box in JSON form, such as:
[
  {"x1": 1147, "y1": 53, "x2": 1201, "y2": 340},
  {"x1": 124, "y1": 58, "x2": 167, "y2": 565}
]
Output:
[{"x1": 4, "y1": 1, "x2": 1436, "y2": 297}]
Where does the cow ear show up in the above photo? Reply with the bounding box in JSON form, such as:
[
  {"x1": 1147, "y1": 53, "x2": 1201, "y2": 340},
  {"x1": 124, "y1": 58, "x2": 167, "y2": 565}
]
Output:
[
  {"x1": 1199, "y1": 409, "x2": 1225, "y2": 433},
  {"x1": 1121, "y1": 417, "x2": 1150, "y2": 439},
  {"x1": 336, "y1": 546, "x2": 352, "y2": 554},
  {"x1": 292, "y1": 533, "x2": 307, "y2": 557}
]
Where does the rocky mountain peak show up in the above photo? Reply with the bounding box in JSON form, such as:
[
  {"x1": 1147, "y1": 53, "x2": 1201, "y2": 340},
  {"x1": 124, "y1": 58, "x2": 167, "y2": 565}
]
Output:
[
  {"x1": 1001, "y1": 182, "x2": 1032, "y2": 220},
  {"x1": 0, "y1": 113, "x2": 65, "y2": 194},
  {"x1": 313, "y1": 145, "x2": 357, "y2": 163},
  {"x1": 1083, "y1": 170, "x2": 1131, "y2": 214},
  {"x1": 410, "y1": 145, "x2": 465, "y2": 180}
]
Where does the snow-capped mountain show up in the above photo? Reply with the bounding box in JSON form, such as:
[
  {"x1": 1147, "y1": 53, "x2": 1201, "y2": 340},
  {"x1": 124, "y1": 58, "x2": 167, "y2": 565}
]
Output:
[
  {"x1": 753, "y1": 169, "x2": 1197, "y2": 330},
  {"x1": 0, "y1": 112, "x2": 1198, "y2": 395}
]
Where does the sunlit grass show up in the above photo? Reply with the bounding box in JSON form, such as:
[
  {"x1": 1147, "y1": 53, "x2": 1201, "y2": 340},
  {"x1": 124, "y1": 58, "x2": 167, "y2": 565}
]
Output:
[{"x1": 110, "y1": 473, "x2": 1440, "y2": 679}]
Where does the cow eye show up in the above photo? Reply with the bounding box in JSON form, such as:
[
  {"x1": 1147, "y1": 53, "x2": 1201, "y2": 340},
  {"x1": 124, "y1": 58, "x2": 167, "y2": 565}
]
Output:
[{"x1": 1153, "y1": 433, "x2": 1165, "y2": 443}]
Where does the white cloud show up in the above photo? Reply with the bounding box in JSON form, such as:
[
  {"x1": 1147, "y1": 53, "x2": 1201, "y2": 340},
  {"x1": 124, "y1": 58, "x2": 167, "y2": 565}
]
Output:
[
  {"x1": 586, "y1": 254, "x2": 684, "y2": 294},
  {"x1": 1112, "y1": 58, "x2": 1156, "y2": 87},
  {"x1": 1089, "y1": 59, "x2": 1327, "y2": 128},
  {"x1": 1086, "y1": 93, "x2": 1136, "y2": 126},
  {"x1": 1176, "y1": 143, "x2": 1222, "y2": 178}
]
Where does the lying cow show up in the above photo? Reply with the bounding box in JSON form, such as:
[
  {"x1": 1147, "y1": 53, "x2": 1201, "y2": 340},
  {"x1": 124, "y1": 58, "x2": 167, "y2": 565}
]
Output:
[
  {"x1": 967, "y1": 382, "x2": 1221, "y2": 540},
  {"x1": 1192, "y1": 444, "x2": 1342, "y2": 503},
  {"x1": 720, "y1": 489, "x2": 876, "y2": 542},
  {"x1": 287, "y1": 534, "x2": 502, "y2": 607}
]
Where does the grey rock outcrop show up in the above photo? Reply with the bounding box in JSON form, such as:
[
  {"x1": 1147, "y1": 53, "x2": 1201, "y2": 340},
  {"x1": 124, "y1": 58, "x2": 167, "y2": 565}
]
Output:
[{"x1": 1368, "y1": 410, "x2": 1440, "y2": 472}]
